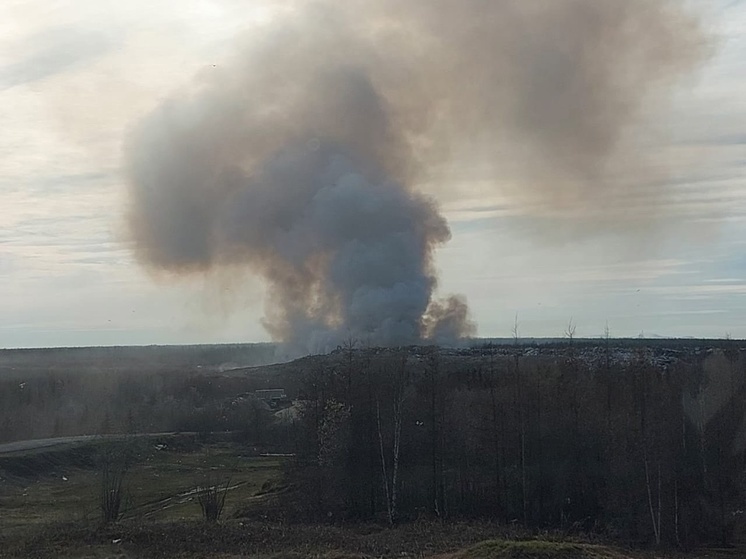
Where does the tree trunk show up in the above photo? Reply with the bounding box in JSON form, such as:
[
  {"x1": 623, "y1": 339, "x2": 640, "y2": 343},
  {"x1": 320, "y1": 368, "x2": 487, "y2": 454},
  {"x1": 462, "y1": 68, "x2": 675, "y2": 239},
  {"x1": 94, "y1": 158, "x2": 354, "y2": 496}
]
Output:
[
  {"x1": 488, "y1": 345, "x2": 502, "y2": 516},
  {"x1": 376, "y1": 364, "x2": 406, "y2": 526},
  {"x1": 644, "y1": 449, "x2": 661, "y2": 546},
  {"x1": 376, "y1": 399, "x2": 393, "y2": 525}
]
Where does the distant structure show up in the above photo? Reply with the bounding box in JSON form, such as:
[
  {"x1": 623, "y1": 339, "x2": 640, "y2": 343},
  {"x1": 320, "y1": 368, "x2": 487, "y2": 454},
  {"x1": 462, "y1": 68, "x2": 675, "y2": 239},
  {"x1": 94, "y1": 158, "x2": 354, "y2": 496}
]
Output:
[
  {"x1": 255, "y1": 389, "x2": 289, "y2": 409},
  {"x1": 255, "y1": 388, "x2": 286, "y2": 401}
]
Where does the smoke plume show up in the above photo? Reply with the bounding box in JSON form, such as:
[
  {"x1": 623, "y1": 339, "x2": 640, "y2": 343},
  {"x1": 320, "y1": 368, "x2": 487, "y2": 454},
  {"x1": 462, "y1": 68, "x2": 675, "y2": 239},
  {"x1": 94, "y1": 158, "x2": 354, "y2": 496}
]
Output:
[{"x1": 125, "y1": 0, "x2": 706, "y2": 351}]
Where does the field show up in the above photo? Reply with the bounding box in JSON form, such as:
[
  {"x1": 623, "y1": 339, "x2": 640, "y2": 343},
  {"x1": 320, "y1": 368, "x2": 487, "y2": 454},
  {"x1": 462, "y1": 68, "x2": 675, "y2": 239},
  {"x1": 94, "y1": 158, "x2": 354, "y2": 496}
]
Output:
[
  {"x1": 0, "y1": 435, "x2": 576, "y2": 558},
  {"x1": 1, "y1": 440, "x2": 282, "y2": 527},
  {"x1": 0, "y1": 435, "x2": 741, "y2": 559},
  {"x1": 0, "y1": 435, "x2": 287, "y2": 555}
]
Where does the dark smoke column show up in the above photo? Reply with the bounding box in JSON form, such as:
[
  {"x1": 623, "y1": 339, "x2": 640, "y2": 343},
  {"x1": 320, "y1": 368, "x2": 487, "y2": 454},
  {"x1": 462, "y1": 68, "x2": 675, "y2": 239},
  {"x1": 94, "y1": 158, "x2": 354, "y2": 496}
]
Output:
[
  {"x1": 125, "y1": 0, "x2": 705, "y2": 352},
  {"x1": 125, "y1": 62, "x2": 474, "y2": 353}
]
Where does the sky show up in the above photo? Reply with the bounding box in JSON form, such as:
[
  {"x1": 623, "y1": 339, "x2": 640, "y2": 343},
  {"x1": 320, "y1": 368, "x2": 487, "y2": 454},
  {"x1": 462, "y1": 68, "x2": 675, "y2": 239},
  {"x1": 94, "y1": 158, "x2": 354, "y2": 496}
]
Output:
[{"x1": 1, "y1": 0, "x2": 746, "y2": 348}]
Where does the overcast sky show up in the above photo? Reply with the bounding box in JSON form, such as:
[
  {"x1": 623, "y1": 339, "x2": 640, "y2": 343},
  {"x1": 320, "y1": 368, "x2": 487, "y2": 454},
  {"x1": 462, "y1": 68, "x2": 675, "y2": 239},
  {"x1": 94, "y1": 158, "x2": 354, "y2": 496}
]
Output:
[{"x1": 1, "y1": 0, "x2": 746, "y2": 348}]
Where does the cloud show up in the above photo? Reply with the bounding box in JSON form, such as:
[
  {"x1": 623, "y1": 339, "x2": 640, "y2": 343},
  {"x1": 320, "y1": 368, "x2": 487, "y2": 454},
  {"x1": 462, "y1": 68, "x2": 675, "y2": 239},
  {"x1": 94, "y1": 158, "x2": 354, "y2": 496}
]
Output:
[{"x1": 0, "y1": 26, "x2": 116, "y2": 90}]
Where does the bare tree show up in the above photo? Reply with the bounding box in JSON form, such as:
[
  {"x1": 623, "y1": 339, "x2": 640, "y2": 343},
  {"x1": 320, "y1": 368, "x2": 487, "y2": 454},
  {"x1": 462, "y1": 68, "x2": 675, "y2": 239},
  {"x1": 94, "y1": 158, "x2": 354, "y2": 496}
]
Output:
[
  {"x1": 377, "y1": 353, "x2": 408, "y2": 525},
  {"x1": 424, "y1": 348, "x2": 450, "y2": 518},
  {"x1": 604, "y1": 322, "x2": 612, "y2": 432},
  {"x1": 196, "y1": 477, "x2": 231, "y2": 522},
  {"x1": 318, "y1": 399, "x2": 352, "y2": 515},
  {"x1": 636, "y1": 351, "x2": 662, "y2": 546},
  {"x1": 342, "y1": 331, "x2": 358, "y2": 397},
  {"x1": 98, "y1": 441, "x2": 136, "y2": 524},
  {"x1": 513, "y1": 315, "x2": 528, "y2": 525},
  {"x1": 643, "y1": 449, "x2": 662, "y2": 546},
  {"x1": 565, "y1": 318, "x2": 576, "y2": 345},
  {"x1": 485, "y1": 341, "x2": 502, "y2": 516}
]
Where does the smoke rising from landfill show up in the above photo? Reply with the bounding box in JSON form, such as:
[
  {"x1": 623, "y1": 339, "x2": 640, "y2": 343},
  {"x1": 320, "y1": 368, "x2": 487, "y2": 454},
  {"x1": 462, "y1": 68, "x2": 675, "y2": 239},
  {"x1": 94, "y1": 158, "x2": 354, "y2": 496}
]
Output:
[{"x1": 125, "y1": 0, "x2": 706, "y2": 352}]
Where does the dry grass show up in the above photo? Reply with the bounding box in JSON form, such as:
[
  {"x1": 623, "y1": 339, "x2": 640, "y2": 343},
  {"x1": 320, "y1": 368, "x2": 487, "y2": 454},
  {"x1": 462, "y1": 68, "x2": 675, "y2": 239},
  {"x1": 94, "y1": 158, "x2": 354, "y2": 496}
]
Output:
[
  {"x1": 454, "y1": 540, "x2": 634, "y2": 559},
  {"x1": 5, "y1": 522, "x2": 745, "y2": 559},
  {"x1": 0, "y1": 520, "x2": 508, "y2": 558},
  {"x1": 0, "y1": 439, "x2": 283, "y2": 535}
]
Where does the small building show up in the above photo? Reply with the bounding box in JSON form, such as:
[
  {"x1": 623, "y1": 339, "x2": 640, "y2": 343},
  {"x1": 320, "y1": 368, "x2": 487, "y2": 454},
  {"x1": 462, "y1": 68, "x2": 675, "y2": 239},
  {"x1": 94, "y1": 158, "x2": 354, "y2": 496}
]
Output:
[{"x1": 254, "y1": 388, "x2": 287, "y2": 403}]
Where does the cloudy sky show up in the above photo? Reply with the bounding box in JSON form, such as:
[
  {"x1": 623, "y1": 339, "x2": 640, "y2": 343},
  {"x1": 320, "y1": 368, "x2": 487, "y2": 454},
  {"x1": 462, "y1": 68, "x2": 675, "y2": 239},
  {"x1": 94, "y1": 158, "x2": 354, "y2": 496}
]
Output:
[{"x1": 1, "y1": 0, "x2": 745, "y2": 348}]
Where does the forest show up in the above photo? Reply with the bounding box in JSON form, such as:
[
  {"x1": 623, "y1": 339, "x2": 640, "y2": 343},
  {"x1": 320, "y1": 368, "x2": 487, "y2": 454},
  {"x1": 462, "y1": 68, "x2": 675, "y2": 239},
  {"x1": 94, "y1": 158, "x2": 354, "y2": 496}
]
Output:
[
  {"x1": 287, "y1": 340, "x2": 746, "y2": 548},
  {"x1": 1, "y1": 339, "x2": 745, "y2": 550}
]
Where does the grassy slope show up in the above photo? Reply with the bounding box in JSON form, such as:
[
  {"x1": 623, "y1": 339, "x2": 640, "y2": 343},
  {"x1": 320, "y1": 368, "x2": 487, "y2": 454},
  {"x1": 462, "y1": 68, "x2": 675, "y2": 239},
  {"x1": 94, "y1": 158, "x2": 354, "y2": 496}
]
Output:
[{"x1": 0, "y1": 439, "x2": 282, "y2": 534}]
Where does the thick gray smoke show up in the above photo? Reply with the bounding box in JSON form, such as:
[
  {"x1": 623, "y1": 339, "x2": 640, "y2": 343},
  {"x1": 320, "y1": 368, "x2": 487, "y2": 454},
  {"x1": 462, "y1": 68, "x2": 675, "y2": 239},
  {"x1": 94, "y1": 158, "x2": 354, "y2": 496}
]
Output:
[{"x1": 125, "y1": 0, "x2": 705, "y2": 351}]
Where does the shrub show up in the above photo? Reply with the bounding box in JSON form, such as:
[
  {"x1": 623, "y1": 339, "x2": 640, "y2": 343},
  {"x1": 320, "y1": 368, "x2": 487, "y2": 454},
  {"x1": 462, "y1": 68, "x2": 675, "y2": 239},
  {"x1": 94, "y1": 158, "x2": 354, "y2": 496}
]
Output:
[{"x1": 196, "y1": 478, "x2": 231, "y2": 522}]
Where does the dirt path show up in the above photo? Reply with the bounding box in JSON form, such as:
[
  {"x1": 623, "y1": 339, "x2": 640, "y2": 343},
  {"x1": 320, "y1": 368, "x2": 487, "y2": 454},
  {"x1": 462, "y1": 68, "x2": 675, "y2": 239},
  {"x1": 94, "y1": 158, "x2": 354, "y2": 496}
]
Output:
[{"x1": 0, "y1": 432, "x2": 184, "y2": 456}]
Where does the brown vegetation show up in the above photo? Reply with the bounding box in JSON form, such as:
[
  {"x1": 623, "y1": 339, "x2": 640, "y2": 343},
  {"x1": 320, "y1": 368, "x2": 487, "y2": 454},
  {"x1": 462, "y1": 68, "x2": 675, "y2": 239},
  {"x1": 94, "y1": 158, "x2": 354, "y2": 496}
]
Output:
[{"x1": 2, "y1": 340, "x2": 746, "y2": 554}]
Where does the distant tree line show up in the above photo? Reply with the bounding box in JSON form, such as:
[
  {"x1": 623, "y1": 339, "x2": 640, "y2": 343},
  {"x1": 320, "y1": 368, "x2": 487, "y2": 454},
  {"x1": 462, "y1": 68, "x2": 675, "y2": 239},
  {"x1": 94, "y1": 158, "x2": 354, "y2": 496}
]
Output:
[{"x1": 0, "y1": 372, "x2": 278, "y2": 444}]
